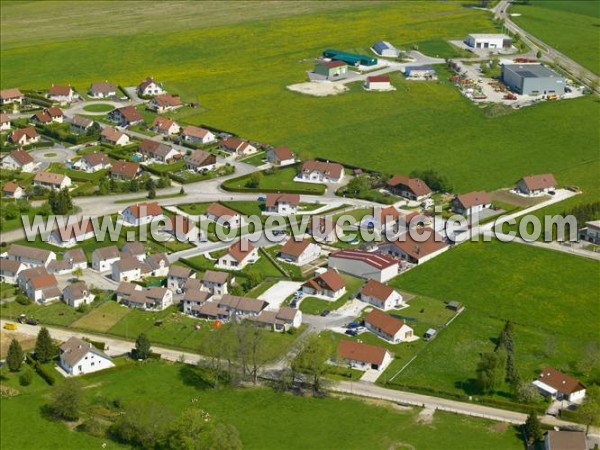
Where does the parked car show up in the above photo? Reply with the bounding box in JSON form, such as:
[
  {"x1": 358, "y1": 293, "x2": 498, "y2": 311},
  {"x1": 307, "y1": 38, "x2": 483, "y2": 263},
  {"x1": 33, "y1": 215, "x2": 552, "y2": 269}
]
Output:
[
  {"x1": 347, "y1": 322, "x2": 360, "y2": 329},
  {"x1": 548, "y1": 190, "x2": 556, "y2": 195},
  {"x1": 26, "y1": 319, "x2": 38, "y2": 326},
  {"x1": 345, "y1": 329, "x2": 358, "y2": 336},
  {"x1": 320, "y1": 310, "x2": 331, "y2": 317}
]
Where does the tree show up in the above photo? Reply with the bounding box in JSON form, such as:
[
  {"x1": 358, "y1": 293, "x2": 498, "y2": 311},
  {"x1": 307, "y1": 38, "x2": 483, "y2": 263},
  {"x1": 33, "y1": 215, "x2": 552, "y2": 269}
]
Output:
[
  {"x1": 536, "y1": 50, "x2": 542, "y2": 59},
  {"x1": 292, "y1": 334, "x2": 334, "y2": 392},
  {"x1": 72, "y1": 267, "x2": 84, "y2": 279},
  {"x1": 6, "y1": 338, "x2": 24, "y2": 372},
  {"x1": 134, "y1": 333, "x2": 152, "y2": 360},
  {"x1": 524, "y1": 410, "x2": 543, "y2": 445},
  {"x1": 514, "y1": 381, "x2": 542, "y2": 404},
  {"x1": 165, "y1": 408, "x2": 212, "y2": 450},
  {"x1": 34, "y1": 327, "x2": 55, "y2": 363},
  {"x1": 246, "y1": 172, "x2": 263, "y2": 188},
  {"x1": 51, "y1": 378, "x2": 83, "y2": 421},
  {"x1": 409, "y1": 169, "x2": 453, "y2": 192},
  {"x1": 145, "y1": 177, "x2": 156, "y2": 191},
  {"x1": 206, "y1": 423, "x2": 242, "y2": 450},
  {"x1": 496, "y1": 321, "x2": 519, "y2": 386},
  {"x1": 179, "y1": 187, "x2": 185, "y2": 195},
  {"x1": 129, "y1": 178, "x2": 140, "y2": 192},
  {"x1": 576, "y1": 386, "x2": 600, "y2": 433},
  {"x1": 476, "y1": 351, "x2": 506, "y2": 394},
  {"x1": 147, "y1": 188, "x2": 156, "y2": 199},
  {"x1": 111, "y1": 400, "x2": 174, "y2": 449}
]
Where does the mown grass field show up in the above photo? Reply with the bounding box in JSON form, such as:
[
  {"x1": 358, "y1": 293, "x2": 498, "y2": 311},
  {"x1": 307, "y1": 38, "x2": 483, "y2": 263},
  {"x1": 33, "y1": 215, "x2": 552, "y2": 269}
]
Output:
[
  {"x1": 511, "y1": 1, "x2": 600, "y2": 74},
  {"x1": 388, "y1": 239, "x2": 600, "y2": 397},
  {"x1": 0, "y1": 359, "x2": 524, "y2": 450}
]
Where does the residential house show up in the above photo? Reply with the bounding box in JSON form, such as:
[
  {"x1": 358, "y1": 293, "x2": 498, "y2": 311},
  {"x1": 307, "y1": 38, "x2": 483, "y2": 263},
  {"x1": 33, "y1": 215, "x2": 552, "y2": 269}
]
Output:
[
  {"x1": 108, "y1": 106, "x2": 144, "y2": 127},
  {"x1": 201, "y1": 270, "x2": 230, "y2": 296},
  {"x1": 248, "y1": 307, "x2": 302, "y2": 332},
  {"x1": 279, "y1": 238, "x2": 321, "y2": 266},
  {"x1": 264, "y1": 193, "x2": 300, "y2": 215},
  {"x1": 114, "y1": 281, "x2": 142, "y2": 302},
  {"x1": 0, "y1": 259, "x2": 24, "y2": 284},
  {"x1": 25, "y1": 273, "x2": 61, "y2": 304},
  {"x1": 48, "y1": 84, "x2": 75, "y2": 104},
  {"x1": 309, "y1": 216, "x2": 343, "y2": 244},
  {"x1": 2, "y1": 181, "x2": 25, "y2": 199},
  {"x1": 3, "y1": 244, "x2": 56, "y2": 268},
  {"x1": 62, "y1": 282, "x2": 94, "y2": 308},
  {"x1": 49, "y1": 218, "x2": 95, "y2": 247},
  {"x1": 182, "y1": 290, "x2": 211, "y2": 316},
  {"x1": 9, "y1": 127, "x2": 40, "y2": 145},
  {"x1": 33, "y1": 172, "x2": 72, "y2": 190},
  {"x1": 1, "y1": 149, "x2": 35, "y2": 172},
  {"x1": 533, "y1": 367, "x2": 586, "y2": 402},
  {"x1": 363, "y1": 205, "x2": 406, "y2": 233},
  {"x1": 0, "y1": 113, "x2": 11, "y2": 131},
  {"x1": 328, "y1": 249, "x2": 399, "y2": 283},
  {"x1": 298, "y1": 161, "x2": 344, "y2": 183},
  {"x1": 206, "y1": 203, "x2": 242, "y2": 228},
  {"x1": 148, "y1": 93, "x2": 183, "y2": 113},
  {"x1": 121, "y1": 242, "x2": 146, "y2": 261},
  {"x1": 164, "y1": 215, "x2": 199, "y2": 242},
  {"x1": 302, "y1": 269, "x2": 346, "y2": 299},
  {"x1": 112, "y1": 257, "x2": 143, "y2": 282},
  {"x1": 516, "y1": 173, "x2": 556, "y2": 196},
  {"x1": 120, "y1": 202, "x2": 164, "y2": 226},
  {"x1": 31, "y1": 107, "x2": 64, "y2": 125},
  {"x1": 544, "y1": 431, "x2": 586, "y2": 450},
  {"x1": 137, "y1": 77, "x2": 165, "y2": 97},
  {"x1": 581, "y1": 220, "x2": 600, "y2": 244},
  {"x1": 185, "y1": 149, "x2": 216, "y2": 172},
  {"x1": 364, "y1": 309, "x2": 414, "y2": 343},
  {"x1": 121, "y1": 287, "x2": 173, "y2": 311},
  {"x1": 387, "y1": 175, "x2": 432, "y2": 201},
  {"x1": 100, "y1": 127, "x2": 130, "y2": 146},
  {"x1": 89, "y1": 82, "x2": 116, "y2": 98},
  {"x1": 91, "y1": 246, "x2": 120, "y2": 272},
  {"x1": 70, "y1": 116, "x2": 94, "y2": 134},
  {"x1": 219, "y1": 137, "x2": 257, "y2": 156},
  {"x1": 73, "y1": 152, "x2": 111, "y2": 173},
  {"x1": 337, "y1": 340, "x2": 393, "y2": 371},
  {"x1": 48, "y1": 248, "x2": 87, "y2": 275},
  {"x1": 189, "y1": 302, "x2": 229, "y2": 321},
  {"x1": 59, "y1": 337, "x2": 114, "y2": 376},
  {"x1": 110, "y1": 161, "x2": 140, "y2": 180},
  {"x1": 217, "y1": 294, "x2": 268, "y2": 318},
  {"x1": 266, "y1": 147, "x2": 295, "y2": 166},
  {"x1": 360, "y1": 279, "x2": 404, "y2": 310},
  {"x1": 364, "y1": 75, "x2": 392, "y2": 90},
  {"x1": 453, "y1": 191, "x2": 492, "y2": 216},
  {"x1": 180, "y1": 126, "x2": 216, "y2": 145},
  {"x1": 151, "y1": 117, "x2": 180, "y2": 135},
  {"x1": 17, "y1": 267, "x2": 49, "y2": 291},
  {"x1": 167, "y1": 265, "x2": 196, "y2": 291},
  {"x1": 139, "y1": 139, "x2": 180, "y2": 163},
  {"x1": 381, "y1": 228, "x2": 449, "y2": 265},
  {"x1": 0, "y1": 88, "x2": 24, "y2": 105},
  {"x1": 216, "y1": 239, "x2": 259, "y2": 270},
  {"x1": 146, "y1": 253, "x2": 170, "y2": 277}
]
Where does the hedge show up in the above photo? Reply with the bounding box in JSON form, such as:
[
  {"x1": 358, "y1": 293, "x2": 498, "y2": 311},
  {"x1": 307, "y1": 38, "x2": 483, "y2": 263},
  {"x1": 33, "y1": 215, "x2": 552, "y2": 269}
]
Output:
[
  {"x1": 26, "y1": 354, "x2": 56, "y2": 385},
  {"x1": 82, "y1": 338, "x2": 106, "y2": 351},
  {"x1": 117, "y1": 85, "x2": 130, "y2": 100}
]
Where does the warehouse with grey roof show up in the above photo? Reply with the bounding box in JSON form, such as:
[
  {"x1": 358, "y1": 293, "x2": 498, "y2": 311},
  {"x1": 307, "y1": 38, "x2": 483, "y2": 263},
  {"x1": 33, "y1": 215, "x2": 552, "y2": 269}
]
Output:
[{"x1": 501, "y1": 63, "x2": 565, "y2": 96}]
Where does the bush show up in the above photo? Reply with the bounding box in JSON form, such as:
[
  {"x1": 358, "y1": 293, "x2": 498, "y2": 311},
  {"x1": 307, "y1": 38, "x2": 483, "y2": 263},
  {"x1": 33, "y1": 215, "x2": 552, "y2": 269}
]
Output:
[
  {"x1": 35, "y1": 363, "x2": 56, "y2": 386},
  {"x1": 15, "y1": 293, "x2": 32, "y2": 305},
  {"x1": 19, "y1": 371, "x2": 32, "y2": 386},
  {"x1": 77, "y1": 418, "x2": 106, "y2": 437}
]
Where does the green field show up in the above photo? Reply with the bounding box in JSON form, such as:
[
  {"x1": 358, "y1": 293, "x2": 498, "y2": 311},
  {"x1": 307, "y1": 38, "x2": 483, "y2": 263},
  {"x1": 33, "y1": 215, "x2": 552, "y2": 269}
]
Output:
[
  {"x1": 388, "y1": 240, "x2": 600, "y2": 397},
  {"x1": 512, "y1": 1, "x2": 600, "y2": 74},
  {"x1": 82, "y1": 103, "x2": 114, "y2": 113},
  {"x1": 222, "y1": 166, "x2": 326, "y2": 194},
  {"x1": 0, "y1": 359, "x2": 524, "y2": 450}
]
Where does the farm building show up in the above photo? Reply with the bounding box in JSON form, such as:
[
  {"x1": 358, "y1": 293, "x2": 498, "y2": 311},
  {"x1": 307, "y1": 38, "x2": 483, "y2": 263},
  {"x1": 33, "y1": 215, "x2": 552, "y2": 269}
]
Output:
[
  {"x1": 405, "y1": 65, "x2": 437, "y2": 80},
  {"x1": 364, "y1": 76, "x2": 392, "y2": 91},
  {"x1": 313, "y1": 60, "x2": 348, "y2": 80},
  {"x1": 323, "y1": 49, "x2": 377, "y2": 66},
  {"x1": 501, "y1": 64, "x2": 565, "y2": 96},
  {"x1": 328, "y1": 249, "x2": 398, "y2": 282},
  {"x1": 371, "y1": 41, "x2": 399, "y2": 57},
  {"x1": 464, "y1": 34, "x2": 511, "y2": 50}
]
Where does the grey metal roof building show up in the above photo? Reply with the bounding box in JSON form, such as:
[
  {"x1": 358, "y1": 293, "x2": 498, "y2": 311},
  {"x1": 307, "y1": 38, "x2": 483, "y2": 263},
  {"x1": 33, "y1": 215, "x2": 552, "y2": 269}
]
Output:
[
  {"x1": 501, "y1": 63, "x2": 566, "y2": 96},
  {"x1": 372, "y1": 41, "x2": 399, "y2": 57}
]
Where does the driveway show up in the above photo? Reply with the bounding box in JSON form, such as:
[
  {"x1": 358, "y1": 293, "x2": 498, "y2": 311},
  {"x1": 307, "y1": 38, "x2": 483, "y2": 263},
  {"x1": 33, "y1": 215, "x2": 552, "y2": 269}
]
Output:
[{"x1": 258, "y1": 281, "x2": 302, "y2": 310}]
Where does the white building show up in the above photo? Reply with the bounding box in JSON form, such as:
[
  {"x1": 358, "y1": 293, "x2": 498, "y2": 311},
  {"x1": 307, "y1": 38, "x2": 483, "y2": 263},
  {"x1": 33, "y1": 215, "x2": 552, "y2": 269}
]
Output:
[
  {"x1": 112, "y1": 257, "x2": 143, "y2": 283},
  {"x1": 33, "y1": 172, "x2": 72, "y2": 190},
  {"x1": 167, "y1": 265, "x2": 195, "y2": 290},
  {"x1": 533, "y1": 367, "x2": 586, "y2": 403},
  {"x1": 91, "y1": 246, "x2": 121, "y2": 272},
  {"x1": 62, "y1": 282, "x2": 94, "y2": 308},
  {"x1": 137, "y1": 77, "x2": 165, "y2": 97},
  {"x1": 200, "y1": 270, "x2": 230, "y2": 296},
  {"x1": 297, "y1": 161, "x2": 344, "y2": 184},
  {"x1": 0, "y1": 259, "x2": 24, "y2": 284},
  {"x1": 206, "y1": 203, "x2": 243, "y2": 228},
  {"x1": 3, "y1": 245, "x2": 56, "y2": 268},
  {"x1": 266, "y1": 147, "x2": 295, "y2": 166},
  {"x1": 364, "y1": 308, "x2": 413, "y2": 344},
  {"x1": 216, "y1": 240, "x2": 259, "y2": 270},
  {"x1": 264, "y1": 193, "x2": 299, "y2": 215},
  {"x1": 359, "y1": 279, "x2": 404, "y2": 310},
  {"x1": 516, "y1": 173, "x2": 556, "y2": 196},
  {"x1": 278, "y1": 238, "x2": 321, "y2": 266},
  {"x1": 302, "y1": 269, "x2": 346, "y2": 299},
  {"x1": 25, "y1": 273, "x2": 61, "y2": 304},
  {"x1": 371, "y1": 41, "x2": 399, "y2": 57},
  {"x1": 2, "y1": 150, "x2": 35, "y2": 172},
  {"x1": 464, "y1": 34, "x2": 511, "y2": 50},
  {"x1": 59, "y1": 337, "x2": 114, "y2": 376},
  {"x1": 328, "y1": 249, "x2": 398, "y2": 283},
  {"x1": 364, "y1": 75, "x2": 392, "y2": 91},
  {"x1": 452, "y1": 191, "x2": 492, "y2": 216},
  {"x1": 337, "y1": 340, "x2": 393, "y2": 372},
  {"x1": 380, "y1": 228, "x2": 448, "y2": 265},
  {"x1": 120, "y1": 202, "x2": 164, "y2": 226},
  {"x1": 180, "y1": 125, "x2": 217, "y2": 145}
]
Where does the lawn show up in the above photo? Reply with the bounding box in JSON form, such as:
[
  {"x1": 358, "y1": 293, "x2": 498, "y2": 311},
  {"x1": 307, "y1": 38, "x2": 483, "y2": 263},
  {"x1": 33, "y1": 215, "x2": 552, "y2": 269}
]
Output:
[
  {"x1": 222, "y1": 166, "x2": 326, "y2": 195},
  {"x1": 387, "y1": 239, "x2": 600, "y2": 397},
  {"x1": 239, "y1": 151, "x2": 267, "y2": 166},
  {"x1": 82, "y1": 103, "x2": 114, "y2": 113},
  {"x1": 5, "y1": 2, "x2": 590, "y2": 196},
  {"x1": 48, "y1": 162, "x2": 109, "y2": 182},
  {"x1": 0, "y1": 359, "x2": 524, "y2": 450},
  {"x1": 70, "y1": 300, "x2": 131, "y2": 332},
  {"x1": 511, "y1": 1, "x2": 600, "y2": 74},
  {"x1": 405, "y1": 38, "x2": 473, "y2": 59},
  {"x1": 177, "y1": 202, "x2": 213, "y2": 215},
  {"x1": 299, "y1": 274, "x2": 363, "y2": 315},
  {"x1": 0, "y1": 300, "x2": 87, "y2": 327}
]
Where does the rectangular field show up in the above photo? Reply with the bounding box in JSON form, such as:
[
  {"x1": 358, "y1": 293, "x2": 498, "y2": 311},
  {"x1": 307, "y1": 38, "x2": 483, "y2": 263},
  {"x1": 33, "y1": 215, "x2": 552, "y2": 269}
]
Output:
[{"x1": 70, "y1": 301, "x2": 131, "y2": 332}]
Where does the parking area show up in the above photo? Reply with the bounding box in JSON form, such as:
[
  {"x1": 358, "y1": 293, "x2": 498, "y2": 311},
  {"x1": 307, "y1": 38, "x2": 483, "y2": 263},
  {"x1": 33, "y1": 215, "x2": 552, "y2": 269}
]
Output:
[{"x1": 258, "y1": 280, "x2": 302, "y2": 310}]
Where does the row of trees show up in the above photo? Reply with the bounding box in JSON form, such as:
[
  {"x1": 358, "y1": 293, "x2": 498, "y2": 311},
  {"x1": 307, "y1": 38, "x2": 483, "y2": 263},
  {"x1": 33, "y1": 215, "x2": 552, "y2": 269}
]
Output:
[
  {"x1": 97, "y1": 174, "x2": 171, "y2": 196},
  {"x1": 7, "y1": 327, "x2": 55, "y2": 373},
  {"x1": 47, "y1": 187, "x2": 73, "y2": 215}
]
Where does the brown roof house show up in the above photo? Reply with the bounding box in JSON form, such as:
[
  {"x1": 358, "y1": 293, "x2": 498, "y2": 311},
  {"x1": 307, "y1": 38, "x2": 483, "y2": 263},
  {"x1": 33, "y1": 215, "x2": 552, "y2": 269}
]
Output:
[
  {"x1": 201, "y1": 270, "x2": 230, "y2": 296},
  {"x1": 31, "y1": 107, "x2": 64, "y2": 125},
  {"x1": 328, "y1": 249, "x2": 399, "y2": 283},
  {"x1": 298, "y1": 160, "x2": 344, "y2": 184},
  {"x1": 359, "y1": 279, "x2": 404, "y2": 310},
  {"x1": 217, "y1": 294, "x2": 268, "y2": 318},
  {"x1": 516, "y1": 173, "x2": 556, "y2": 196},
  {"x1": 364, "y1": 308, "x2": 414, "y2": 343},
  {"x1": 70, "y1": 115, "x2": 95, "y2": 133},
  {"x1": 216, "y1": 239, "x2": 259, "y2": 270},
  {"x1": 151, "y1": 117, "x2": 180, "y2": 135},
  {"x1": 137, "y1": 77, "x2": 165, "y2": 97},
  {"x1": 164, "y1": 215, "x2": 199, "y2": 242},
  {"x1": 9, "y1": 126, "x2": 40, "y2": 146},
  {"x1": 544, "y1": 431, "x2": 587, "y2": 450},
  {"x1": 381, "y1": 228, "x2": 448, "y2": 265},
  {"x1": 33, "y1": 171, "x2": 72, "y2": 190},
  {"x1": 108, "y1": 105, "x2": 144, "y2": 126},
  {"x1": 25, "y1": 273, "x2": 61, "y2": 304},
  {"x1": 264, "y1": 193, "x2": 300, "y2": 216},
  {"x1": 0, "y1": 258, "x2": 25, "y2": 284},
  {"x1": 0, "y1": 88, "x2": 24, "y2": 105},
  {"x1": 180, "y1": 126, "x2": 217, "y2": 145},
  {"x1": 279, "y1": 238, "x2": 321, "y2": 266},
  {"x1": 89, "y1": 81, "x2": 116, "y2": 98},
  {"x1": 167, "y1": 265, "x2": 196, "y2": 291},
  {"x1": 48, "y1": 84, "x2": 75, "y2": 104},
  {"x1": 1, "y1": 149, "x2": 35, "y2": 172},
  {"x1": 302, "y1": 268, "x2": 346, "y2": 299},
  {"x1": 101, "y1": 127, "x2": 130, "y2": 146},
  {"x1": 182, "y1": 290, "x2": 211, "y2": 316},
  {"x1": 0, "y1": 113, "x2": 11, "y2": 131},
  {"x1": 73, "y1": 152, "x2": 111, "y2": 173},
  {"x1": 206, "y1": 203, "x2": 243, "y2": 228},
  {"x1": 3, "y1": 244, "x2": 56, "y2": 268},
  {"x1": 387, "y1": 175, "x2": 432, "y2": 201},
  {"x1": 110, "y1": 161, "x2": 140, "y2": 180},
  {"x1": 91, "y1": 246, "x2": 121, "y2": 272},
  {"x1": 337, "y1": 340, "x2": 393, "y2": 372},
  {"x1": 452, "y1": 191, "x2": 492, "y2": 216},
  {"x1": 48, "y1": 218, "x2": 95, "y2": 248},
  {"x1": 533, "y1": 367, "x2": 586, "y2": 402},
  {"x1": 120, "y1": 201, "x2": 164, "y2": 226},
  {"x1": 59, "y1": 336, "x2": 114, "y2": 376},
  {"x1": 62, "y1": 282, "x2": 94, "y2": 308},
  {"x1": 185, "y1": 149, "x2": 216, "y2": 172},
  {"x1": 139, "y1": 139, "x2": 179, "y2": 163},
  {"x1": 219, "y1": 137, "x2": 257, "y2": 157},
  {"x1": 247, "y1": 306, "x2": 303, "y2": 332},
  {"x1": 2, "y1": 181, "x2": 25, "y2": 199},
  {"x1": 266, "y1": 147, "x2": 295, "y2": 166},
  {"x1": 148, "y1": 93, "x2": 183, "y2": 113}
]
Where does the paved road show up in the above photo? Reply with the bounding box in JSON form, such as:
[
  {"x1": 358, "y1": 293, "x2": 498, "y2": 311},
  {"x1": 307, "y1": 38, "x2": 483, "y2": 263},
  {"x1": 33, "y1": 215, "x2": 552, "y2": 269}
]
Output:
[{"x1": 494, "y1": 0, "x2": 598, "y2": 91}]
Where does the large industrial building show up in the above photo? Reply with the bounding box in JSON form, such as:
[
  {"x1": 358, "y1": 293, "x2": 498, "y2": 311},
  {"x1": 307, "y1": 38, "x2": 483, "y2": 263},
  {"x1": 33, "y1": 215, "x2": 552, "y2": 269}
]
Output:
[
  {"x1": 323, "y1": 49, "x2": 377, "y2": 67},
  {"x1": 501, "y1": 63, "x2": 566, "y2": 96},
  {"x1": 464, "y1": 34, "x2": 512, "y2": 50}
]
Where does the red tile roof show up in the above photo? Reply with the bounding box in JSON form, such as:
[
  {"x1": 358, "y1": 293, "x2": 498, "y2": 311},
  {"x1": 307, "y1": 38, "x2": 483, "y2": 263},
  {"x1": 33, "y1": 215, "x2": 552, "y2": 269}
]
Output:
[
  {"x1": 182, "y1": 125, "x2": 212, "y2": 139},
  {"x1": 301, "y1": 160, "x2": 343, "y2": 179},
  {"x1": 537, "y1": 367, "x2": 585, "y2": 395},
  {"x1": 9, "y1": 127, "x2": 39, "y2": 143},
  {"x1": 387, "y1": 175, "x2": 432, "y2": 197},
  {"x1": 125, "y1": 202, "x2": 163, "y2": 219},
  {"x1": 364, "y1": 308, "x2": 406, "y2": 336},
  {"x1": 48, "y1": 85, "x2": 72, "y2": 96},
  {"x1": 520, "y1": 173, "x2": 556, "y2": 191},
  {"x1": 367, "y1": 75, "x2": 390, "y2": 82},
  {"x1": 165, "y1": 215, "x2": 194, "y2": 234},
  {"x1": 306, "y1": 269, "x2": 345, "y2": 292},
  {"x1": 360, "y1": 279, "x2": 395, "y2": 301},
  {"x1": 338, "y1": 340, "x2": 389, "y2": 366},
  {"x1": 455, "y1": 191, "x2": 491, "y2": 209},
  {"x1": 0, "y1": 88, "x2": 23, "y2": 100},
  {"x1": 227, "y1": 239, "x2": 255, "y2": 261},
  {"x1": 392, "y1": 228, "x2": 447, "y2": 260},
  {"x1": 2, "y1": 181, "x2": 20, "y2": 193},
  {"x1": 110, "y1": 161, "x2": 139, "y2": 179},
  {"x1": 271, "y1": 147, "x2": 294, "y2": 161},
  {"x1": 33, "y1": 171, "x2": 67, "y2": 186},
  {"x1": 101, "y1": 127, "x2": 126, "y2": 143},
  {"x1": 322, "y1": 60, "x2": 347, "y2": 69},
  {"x1": 265, "y1": 193, "x2": 300, "y2": 207},
  {"x1": 280, "y1": 238, "x2": 311, "y2": 258},
  {"x1": 207, "y1": 202, "x2": 238, "y2": 219},
  {"x1": 6, "y1": 149, "x2": 33, "y2": 165}
]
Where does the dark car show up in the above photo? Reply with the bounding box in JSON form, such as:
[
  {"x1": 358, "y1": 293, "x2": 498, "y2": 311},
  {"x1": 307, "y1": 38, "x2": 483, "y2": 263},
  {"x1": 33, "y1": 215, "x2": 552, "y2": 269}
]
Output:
[
  {"x1": 320, "y1": 310, "x2": 331, "y2": 317},
  {"x1": 26, "y1": 319, "x2": 38, "y2": 326},
  {"x1": 548, "y1": 190, "x2": 556, "y2": 195},
  {"x1": 345, "y1": 329, "x2": 358, "y2": 336}
]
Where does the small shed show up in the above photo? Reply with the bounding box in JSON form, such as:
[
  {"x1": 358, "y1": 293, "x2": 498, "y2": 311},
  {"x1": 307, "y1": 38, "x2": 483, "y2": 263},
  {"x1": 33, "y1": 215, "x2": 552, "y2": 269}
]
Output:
[
  {"x1": 447, "y1": 301, "x2": 464, "y2": 312},
  {"x1": 314, "y1": 60, "x2": 348, "y2": 79},
  {"x1": 424, "y1": 328, "x2": 437, "y2": 341},
  {"x1": 372, "y1": 41, "x2": 399, "y2": 57},
  {"x1": 405, "y1": 65, "x2": 437, "y2": 80}
]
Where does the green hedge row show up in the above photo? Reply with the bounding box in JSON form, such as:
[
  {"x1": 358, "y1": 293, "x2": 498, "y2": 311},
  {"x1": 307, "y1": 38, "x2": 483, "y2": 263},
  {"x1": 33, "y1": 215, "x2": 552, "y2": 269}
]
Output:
[{"x1": 26, "y1": 354, "x2": 56, "y2": 386}]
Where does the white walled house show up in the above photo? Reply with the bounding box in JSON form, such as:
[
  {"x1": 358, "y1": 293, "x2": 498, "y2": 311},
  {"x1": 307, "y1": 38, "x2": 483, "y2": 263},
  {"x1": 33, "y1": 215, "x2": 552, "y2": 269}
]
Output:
[
  {"x1": 201, "y1": 270, "x2": 230, "y2": 296},
  {"x1": 33, "y1": 172, "x2": 72, "y2": 190},
  {"x1": 516, "y1": 173, "x2": 556, "y2": 196},
  {"x1": 328, "y1": 249, "x2": 398, "y2": 283},
  {"x1": 2, "y1": 149, "x2": 36, "y2": 172},
  {"x1": 91, "y1": 246, "x2": 121, "y2": 272},
  {"x1": 278, "y1": 238, "x2": 321, "y2": 266},
  {"x1": 364, "y1": 75, "x2": 392, "y2": 91},
  {"x1": 364, "y1": 309, "x2": 414, "y2": 344},
  {"x1": 73, "y1": 152, "x2": 111, "y2": 173},
  {"x1": 248, "y1": 307, "x2": 303, "y2": 332},
  {"x1": 181, "y1": 126, "x2": 217, "y2": 145},
  {"x1": 302, "y1": 269, "x2": 346, "y2": 299},
  {"x1": 0, "y1": 88, "x2": 24, "y2": 105},
  {"x1": 264, "y1": 193, "x2": 299, "y2": 215},
  {"x1": 151, "y1": 117, "x2": 180, "y2": 135},
  {"x1": 3, "y1": 245, "x2": 56, "y2": 268},
  {"x1": 0, "y1": 259, "x2": 24, "y2": 284},
  {"x1": 8, "y1": 127, "x2": 40, "y2": 146},
  {"x1": 2, "y1": 182, "x2": 25, "y2": 199},
  {"x1": 62, "y1": 282, "x2": 94, "y2": 308},
  {"x1": 167, "y1": 265, "x2": 195, "y2": 290},
  {"x1": 101, "y1": 127, "x2": 130, "y2": 146},
  {"x1": 216, "y1": 240, "x2": 259, "y2": 270},
  {"x1": 48, "y1": 84, "x2": 75, "y2": 104},
  {"x1": 533, "y1": 367, "x2": 586, "y2": 403},
  {"x1": 59, "y1": 337, "x2": 114, "y2": 376},
  {"x1": 25, "y1": 274, "x2": 61, "y2": 304},
  {"x1": 266, "y1": 147, "x2": 295, "y2": 166},
  {"x1": 337, "y1": 340, "x2": 393, "y2": 372},
  {"x1": 360, "y1": 279, "x2": 404, "y2": 310},
  {"x1": 206, "y1": 203, "x2": 243, "y2": 228},
  {"x1": 380, "y1": 228, "x2": 448, "y2": 265},
  {"x1": 452, "y1": 191, "x2": 492, "y2": 216},
  {"x1": 298, "y1": 161, "x2": 344, "y2": 184},
  {"x1": 112, "y1": 258, "x2": 143, "y2": 283},
  {"x1": 120, "y1": 202, "x2": 164, "y2": 226},
  {"x1": 137, "y1": 77, "x2": 165, "y2": 97}
]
